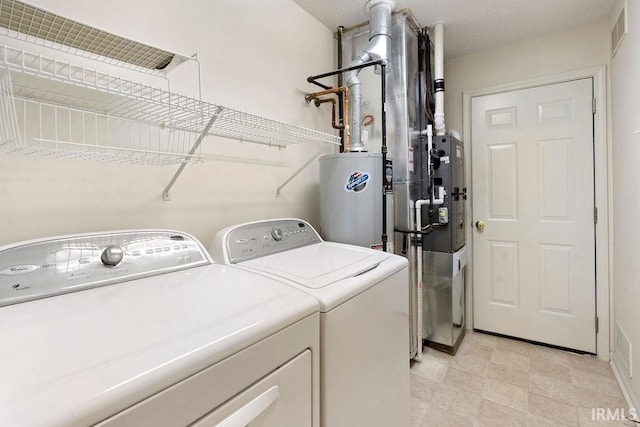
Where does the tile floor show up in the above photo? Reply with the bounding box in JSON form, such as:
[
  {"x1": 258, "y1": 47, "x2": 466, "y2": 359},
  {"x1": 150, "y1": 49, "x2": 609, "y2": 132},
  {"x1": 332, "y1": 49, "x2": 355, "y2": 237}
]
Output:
[{"x1": 410, "y1": 330, "x2": 636, "y2": 426}]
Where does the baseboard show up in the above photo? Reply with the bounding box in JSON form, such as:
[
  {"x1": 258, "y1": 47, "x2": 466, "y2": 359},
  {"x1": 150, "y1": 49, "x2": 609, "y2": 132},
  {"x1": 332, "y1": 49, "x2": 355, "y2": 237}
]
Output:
[{"x1": 611, "y1": 355, "x2": 640, "y2": 420}]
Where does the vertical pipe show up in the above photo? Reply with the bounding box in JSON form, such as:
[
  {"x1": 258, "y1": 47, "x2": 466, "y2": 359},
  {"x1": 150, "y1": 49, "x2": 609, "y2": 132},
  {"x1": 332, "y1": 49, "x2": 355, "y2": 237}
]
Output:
[
  {"x1": 415, "y1": 200, "x2": 428, "y2": 362},
  {"x1": 381, "y1": 63, "x2": 388, "y2": 252},
  {"x1": 433, "y1": 22, "x2": 446, "y2": 136},
  {"x1": 418, "y1": 125, "x2": 432, "y2": 361},
  {"x1": 417, "y1": 28, "x2": 427, "y2": 198},
  {"x1": 337, "y1": 26, "x2": 345, "y2": 153},
  {"x1": 427, "y1": 125, "x2": 435, "y2": 209}
]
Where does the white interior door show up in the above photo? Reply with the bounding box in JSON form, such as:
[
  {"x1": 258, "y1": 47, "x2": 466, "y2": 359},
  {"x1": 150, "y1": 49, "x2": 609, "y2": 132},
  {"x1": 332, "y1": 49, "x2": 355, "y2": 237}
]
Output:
[{"x1": 471, "y1": 78, "x2": 596, "y2": 353}]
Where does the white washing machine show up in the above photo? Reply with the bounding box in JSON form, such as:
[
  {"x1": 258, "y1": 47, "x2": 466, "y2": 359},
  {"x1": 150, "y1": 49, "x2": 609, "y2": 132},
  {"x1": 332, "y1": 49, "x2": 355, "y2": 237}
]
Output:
[
  {"x1": 0, "y1": 230, "x2": 320, "y2": 427},
  {"x1": 210, "y1": 219, "x2": 410, "y2": 427}
]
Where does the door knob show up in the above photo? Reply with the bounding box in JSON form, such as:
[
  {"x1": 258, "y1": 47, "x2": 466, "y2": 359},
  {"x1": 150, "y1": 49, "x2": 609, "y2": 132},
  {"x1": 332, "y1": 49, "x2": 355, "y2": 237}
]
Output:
[{"x1": 475, "y1": 220, "x2": 485, "y2": 231}]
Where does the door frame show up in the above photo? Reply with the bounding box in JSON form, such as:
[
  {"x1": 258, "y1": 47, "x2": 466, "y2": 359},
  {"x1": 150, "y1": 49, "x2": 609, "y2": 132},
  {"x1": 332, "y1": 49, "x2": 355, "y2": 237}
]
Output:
[{"x1": 462, "y1": 65, "x2": 610, "y2": 360}]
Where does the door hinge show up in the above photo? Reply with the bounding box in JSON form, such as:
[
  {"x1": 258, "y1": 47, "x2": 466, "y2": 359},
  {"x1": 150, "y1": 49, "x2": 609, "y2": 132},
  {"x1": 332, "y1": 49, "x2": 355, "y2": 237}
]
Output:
[
  {"x1": 595, "y1": 316, "x2": 599, "y2": 334},
  {"x1": 594, "y1": 207, "x2": 598, "y2": 224},
  {"x1": 592, "y1": 98, "x2": 597, "y2": 114}
]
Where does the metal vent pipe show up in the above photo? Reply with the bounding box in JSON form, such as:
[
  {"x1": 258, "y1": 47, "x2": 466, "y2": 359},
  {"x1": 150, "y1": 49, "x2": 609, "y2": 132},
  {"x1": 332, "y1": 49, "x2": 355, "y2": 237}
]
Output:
[{"x1": 345, "y1": 0, "x2": 396, "y2": 152}]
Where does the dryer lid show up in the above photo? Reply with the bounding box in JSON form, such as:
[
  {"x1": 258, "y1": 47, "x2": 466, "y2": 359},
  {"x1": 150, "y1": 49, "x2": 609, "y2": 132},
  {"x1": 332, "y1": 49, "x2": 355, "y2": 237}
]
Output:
[{"x1": 240, "y1": 242, "x2": 389, "y2": 289}]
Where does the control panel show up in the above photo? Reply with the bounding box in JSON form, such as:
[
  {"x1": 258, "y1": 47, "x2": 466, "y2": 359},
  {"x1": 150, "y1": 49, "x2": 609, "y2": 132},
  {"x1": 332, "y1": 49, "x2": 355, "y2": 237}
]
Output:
[
  {"x1": 224, "y1": 219, "x2": 322, "y2": 263},
  {"x1": 0, "y1": 231, "x2": 210, "y2": 307}
]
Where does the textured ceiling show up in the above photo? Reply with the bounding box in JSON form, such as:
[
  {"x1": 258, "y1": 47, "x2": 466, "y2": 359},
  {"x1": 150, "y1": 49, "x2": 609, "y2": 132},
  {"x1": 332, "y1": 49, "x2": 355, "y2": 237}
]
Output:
[{"x1": 292, "y1": 0, "x2": 616, "y2": 58}]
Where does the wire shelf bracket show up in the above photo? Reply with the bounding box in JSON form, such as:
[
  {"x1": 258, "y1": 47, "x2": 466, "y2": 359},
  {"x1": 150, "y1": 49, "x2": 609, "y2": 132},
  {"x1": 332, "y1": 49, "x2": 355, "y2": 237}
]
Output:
[
  {"x1": 163, "y1": 106, "x2": 223, "y2": 201},
  {"x1": 276, "y1": 148, "x2": 326, "y2": 196}
]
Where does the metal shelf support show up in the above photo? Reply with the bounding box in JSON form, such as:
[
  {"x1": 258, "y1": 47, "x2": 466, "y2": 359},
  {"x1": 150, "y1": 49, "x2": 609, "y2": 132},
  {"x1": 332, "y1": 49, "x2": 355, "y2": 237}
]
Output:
[
  {"x1": 162, "y1": 106, "x2": 223, "y2": 201},
  {"x1": 276, "y1": 148, "x2": 325, "y2": 196}
]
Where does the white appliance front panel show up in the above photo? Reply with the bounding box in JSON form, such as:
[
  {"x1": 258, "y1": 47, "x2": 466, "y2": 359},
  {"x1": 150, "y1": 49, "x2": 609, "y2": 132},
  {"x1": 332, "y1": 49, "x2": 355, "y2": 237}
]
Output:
[
  {"x1": 319, "y1": 269, "x2": 410, "y2": 427},
  {"x1": 96, "y1": 314, "x2": 320, "y2": 427},
  {"x1": 191, "y1": 350, "x2": 311, "y2": 426}
]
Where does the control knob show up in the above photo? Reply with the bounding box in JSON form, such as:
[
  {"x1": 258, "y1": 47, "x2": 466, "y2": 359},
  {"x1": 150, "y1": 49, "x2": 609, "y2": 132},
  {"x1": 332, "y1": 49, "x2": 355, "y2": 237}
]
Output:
[
  {"x1": 270, "y1": 228, "x2": 283, "y2": 241},
  {"x1": 101, "y1": 245, "x2": 124, "y2": 267}
]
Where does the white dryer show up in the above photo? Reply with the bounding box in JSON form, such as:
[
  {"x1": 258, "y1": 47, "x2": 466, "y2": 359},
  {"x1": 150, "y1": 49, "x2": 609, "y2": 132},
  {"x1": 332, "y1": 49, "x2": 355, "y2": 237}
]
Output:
[
  {"x1": 210, "y1": 219, "x2": 410, "y2": 427},
  {"x1": 0, "y1": 230, "x2": 320, "y2": 427}
]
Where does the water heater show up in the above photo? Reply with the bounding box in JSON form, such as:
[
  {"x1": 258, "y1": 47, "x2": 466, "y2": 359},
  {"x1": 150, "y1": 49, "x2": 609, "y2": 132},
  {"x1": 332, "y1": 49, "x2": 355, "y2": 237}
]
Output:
[{"x1": 319, "y1": 153, "x2": 393, "y2": 252}]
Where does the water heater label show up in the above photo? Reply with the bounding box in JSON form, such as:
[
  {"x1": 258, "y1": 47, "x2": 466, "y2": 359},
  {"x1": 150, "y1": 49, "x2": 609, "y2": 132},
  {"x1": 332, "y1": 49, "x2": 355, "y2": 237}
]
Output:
[{"x1": 345, "y1": 171, "x2": 370, "y2": 193}]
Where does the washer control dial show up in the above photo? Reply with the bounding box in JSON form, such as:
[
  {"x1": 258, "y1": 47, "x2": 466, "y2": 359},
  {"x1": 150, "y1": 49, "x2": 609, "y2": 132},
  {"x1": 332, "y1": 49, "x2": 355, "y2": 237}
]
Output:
[
  {"x1": 101, "y1": 246, "x2": 124, "y2": 267},
  {"x1": 270, "y1": 228, "x2": 283, "y2": 241}
]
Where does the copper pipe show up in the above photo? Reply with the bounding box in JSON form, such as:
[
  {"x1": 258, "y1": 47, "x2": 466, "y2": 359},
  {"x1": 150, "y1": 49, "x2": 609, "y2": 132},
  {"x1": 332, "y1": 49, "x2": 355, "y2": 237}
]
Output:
[
  {"x1": 343, "y1": 90, "x2": 350, "y2": 151},
  {"x1": 305, "y1": 87, "x2": 350, "y2": 150},
  {"x1": 314, "y1": 98, "x2": 343, "y2": 130}
]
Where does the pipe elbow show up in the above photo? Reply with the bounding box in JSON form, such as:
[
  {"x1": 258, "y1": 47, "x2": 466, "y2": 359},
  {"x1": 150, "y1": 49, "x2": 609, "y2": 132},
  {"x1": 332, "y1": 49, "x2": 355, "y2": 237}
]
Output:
[
  {"x1": 345, "y1": 53, "x2": 370, "y2": 88},
  {"x1": 345, "y1": 71, "x2": 361, "y2": 87},
  {"x1": 365, "y1": 36, "x2": 391, "y2": 69},
  {"x1": 415, "y1": 199, "x2": 430, "y2": 209}
]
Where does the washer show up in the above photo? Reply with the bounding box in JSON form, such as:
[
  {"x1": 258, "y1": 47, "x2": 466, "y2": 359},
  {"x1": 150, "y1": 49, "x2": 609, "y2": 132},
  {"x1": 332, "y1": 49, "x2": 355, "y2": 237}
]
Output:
[
  {"x1": 0, "y1": 230, "x2": 320, "y2": 427},
  {"x1": 210, "y1": 218, "x2": 410, "y2": 426}
]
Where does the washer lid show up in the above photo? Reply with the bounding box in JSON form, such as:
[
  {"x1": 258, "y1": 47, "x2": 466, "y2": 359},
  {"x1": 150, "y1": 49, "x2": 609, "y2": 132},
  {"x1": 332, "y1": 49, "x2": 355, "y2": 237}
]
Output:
[
  {"x1": 0, "y1": 263, "x2": 318, "y2": 427},
  {"x1": 240, "y1": 241, "x2": 390, "y2": 289}
]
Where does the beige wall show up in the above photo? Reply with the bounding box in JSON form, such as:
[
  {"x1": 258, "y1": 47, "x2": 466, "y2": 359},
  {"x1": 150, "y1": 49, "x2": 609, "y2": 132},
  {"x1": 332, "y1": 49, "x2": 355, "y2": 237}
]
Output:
[
  {"x1": 0, "y1": 0, "x2": 336, "y2": 247},
  {"x1": 610, "y1": 0, "x2": 640, "y2": 409},
  {"x1": 445, "y1": 20, "x2": 610, "y2": 134}
]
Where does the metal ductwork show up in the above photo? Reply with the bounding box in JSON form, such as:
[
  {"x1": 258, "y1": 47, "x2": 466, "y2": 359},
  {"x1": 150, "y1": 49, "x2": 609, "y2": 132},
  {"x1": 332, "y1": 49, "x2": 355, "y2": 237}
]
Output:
[{"x1": 345, "y1": 0, "x2": 396, "y2": 152}]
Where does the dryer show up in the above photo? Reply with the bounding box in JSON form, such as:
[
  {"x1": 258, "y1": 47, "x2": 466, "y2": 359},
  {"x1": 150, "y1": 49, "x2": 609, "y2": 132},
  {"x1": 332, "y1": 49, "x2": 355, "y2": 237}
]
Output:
[
  {"x1": 0, "y1": 230, "x2": 320, "y2": 427},
  {"x1": 210, "y1": 218, "x2": 410, "y2": 427}
]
